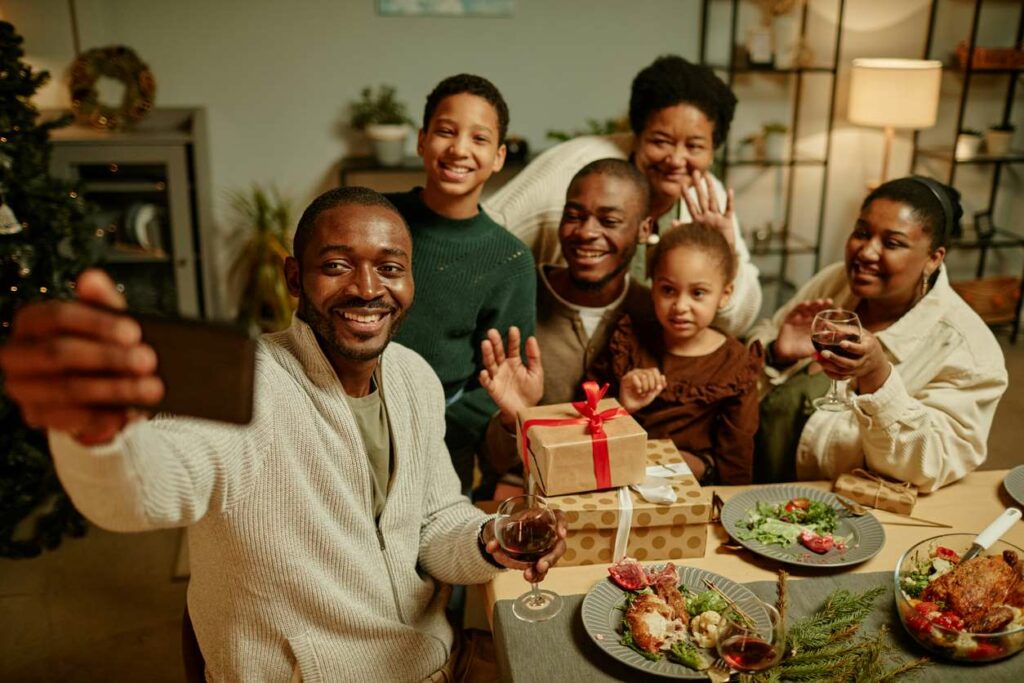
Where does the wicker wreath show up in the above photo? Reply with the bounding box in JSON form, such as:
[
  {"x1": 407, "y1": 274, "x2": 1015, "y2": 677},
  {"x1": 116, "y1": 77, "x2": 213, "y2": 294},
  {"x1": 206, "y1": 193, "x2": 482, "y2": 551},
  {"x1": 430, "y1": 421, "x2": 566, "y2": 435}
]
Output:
[{"x1": 69, "y1": 46, "x2": 156, "y2": 130}]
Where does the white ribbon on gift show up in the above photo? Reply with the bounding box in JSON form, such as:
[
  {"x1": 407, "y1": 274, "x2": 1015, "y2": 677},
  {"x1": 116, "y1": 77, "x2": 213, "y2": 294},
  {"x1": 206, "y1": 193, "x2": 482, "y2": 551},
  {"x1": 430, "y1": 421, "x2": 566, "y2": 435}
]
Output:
[
  {"x1": 630, "y1": 461, "x2": 694, "y2": 504},
  {"x1": 613, "y1": 486, "x2": 632, "y2": 562},
  {"x1": 612, "y1": 460, "x2": 695, "y2": 560}
]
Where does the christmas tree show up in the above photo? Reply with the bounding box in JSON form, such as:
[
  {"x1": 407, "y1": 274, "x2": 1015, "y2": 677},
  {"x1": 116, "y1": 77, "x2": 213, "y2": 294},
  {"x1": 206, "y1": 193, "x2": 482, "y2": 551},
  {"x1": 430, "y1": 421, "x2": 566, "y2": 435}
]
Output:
[{"x1": 0, "y1": 21, "x2": 104, "y2": 557}]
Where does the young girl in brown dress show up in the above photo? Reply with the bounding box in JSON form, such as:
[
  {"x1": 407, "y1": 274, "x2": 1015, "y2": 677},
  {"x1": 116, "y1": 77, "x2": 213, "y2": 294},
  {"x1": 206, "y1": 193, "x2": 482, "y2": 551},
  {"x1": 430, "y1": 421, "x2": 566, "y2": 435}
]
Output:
[{"x1": 591, "y1": 224, "x2": 762, "y2": 484}]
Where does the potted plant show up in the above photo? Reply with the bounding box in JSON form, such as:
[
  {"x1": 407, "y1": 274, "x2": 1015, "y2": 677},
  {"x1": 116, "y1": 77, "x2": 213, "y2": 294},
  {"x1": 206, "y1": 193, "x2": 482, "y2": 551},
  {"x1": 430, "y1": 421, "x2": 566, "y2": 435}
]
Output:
[
  {"x1": 350, "y1": 85, "x2": 413, "y2": 166},
  {"x1": 229, "y1": 184, "x2": 295, "y2": 334},
  {"x1": 762, "y1": 122, "x2": 788, "y2": 160},
  {"x1": 984, "y1": 123, "x2": 1015, "y2": 157}
]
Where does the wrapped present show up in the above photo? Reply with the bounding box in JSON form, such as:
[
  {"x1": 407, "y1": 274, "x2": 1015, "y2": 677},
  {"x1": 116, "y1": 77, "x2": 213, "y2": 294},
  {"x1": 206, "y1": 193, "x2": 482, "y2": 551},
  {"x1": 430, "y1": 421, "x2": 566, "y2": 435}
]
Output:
[
  {"x1": 541, "y1": 439, "x2": 711, "y2": 566},
  {"x1": 517, "y1": 381, "x2": 646, "y2": 496},
  {"x1": 833, "y1": 468, "x2": 918, "y2": 515}
]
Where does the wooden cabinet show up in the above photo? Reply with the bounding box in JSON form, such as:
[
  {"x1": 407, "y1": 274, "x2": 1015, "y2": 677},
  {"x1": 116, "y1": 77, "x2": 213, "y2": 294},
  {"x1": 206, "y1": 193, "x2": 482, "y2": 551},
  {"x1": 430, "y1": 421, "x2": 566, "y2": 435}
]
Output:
[{"x1": 47, "y1": 108, "x2": 215, "y2": 318}]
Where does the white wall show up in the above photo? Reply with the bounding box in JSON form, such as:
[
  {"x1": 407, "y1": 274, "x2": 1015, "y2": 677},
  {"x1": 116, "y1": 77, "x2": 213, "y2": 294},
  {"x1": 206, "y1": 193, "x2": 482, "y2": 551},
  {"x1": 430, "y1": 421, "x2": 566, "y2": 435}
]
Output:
[{"x1": 3, "y1": 0, "x2": 1021, "y2": 316}]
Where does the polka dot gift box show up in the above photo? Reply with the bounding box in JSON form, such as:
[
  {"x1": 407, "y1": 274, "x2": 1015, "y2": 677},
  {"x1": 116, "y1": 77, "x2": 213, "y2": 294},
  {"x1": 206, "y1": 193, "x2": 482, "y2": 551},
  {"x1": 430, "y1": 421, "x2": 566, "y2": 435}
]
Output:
[{"x1": 540, "y1": 439, "x2": 710, "y2": 566}]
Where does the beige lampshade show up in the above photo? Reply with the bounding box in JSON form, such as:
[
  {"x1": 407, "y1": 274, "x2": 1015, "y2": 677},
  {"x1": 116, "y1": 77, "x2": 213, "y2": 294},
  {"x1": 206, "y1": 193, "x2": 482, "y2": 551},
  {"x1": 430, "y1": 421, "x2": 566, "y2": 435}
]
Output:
[{"x1": 848, "y1": 58, "x2": 943, "y2": 129}]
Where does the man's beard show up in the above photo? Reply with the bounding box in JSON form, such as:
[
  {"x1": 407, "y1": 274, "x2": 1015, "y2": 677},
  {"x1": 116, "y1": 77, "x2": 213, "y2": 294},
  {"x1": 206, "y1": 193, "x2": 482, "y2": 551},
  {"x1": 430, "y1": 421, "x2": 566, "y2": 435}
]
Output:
[
  {"x1": 567, "y1": 241, "x2": 637, "y2": 292},
  {"x1": 298, "y1": 293, "x2": 404, "y2": 362}
]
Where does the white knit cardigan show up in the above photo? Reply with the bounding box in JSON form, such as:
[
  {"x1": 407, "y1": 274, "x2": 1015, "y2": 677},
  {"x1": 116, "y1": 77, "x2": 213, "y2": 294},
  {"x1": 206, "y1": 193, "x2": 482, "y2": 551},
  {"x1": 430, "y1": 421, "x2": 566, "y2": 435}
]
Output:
[{"x1": 50, "y1": 317, "x2": 500, "y2": 682}]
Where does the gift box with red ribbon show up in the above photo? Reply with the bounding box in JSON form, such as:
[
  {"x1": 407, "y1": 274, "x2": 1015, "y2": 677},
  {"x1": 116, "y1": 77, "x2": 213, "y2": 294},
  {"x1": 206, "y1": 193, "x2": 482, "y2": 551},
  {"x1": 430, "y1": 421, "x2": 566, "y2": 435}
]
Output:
[{"x1": 517, "y1": 381, "x2": 646, "y2": 496}]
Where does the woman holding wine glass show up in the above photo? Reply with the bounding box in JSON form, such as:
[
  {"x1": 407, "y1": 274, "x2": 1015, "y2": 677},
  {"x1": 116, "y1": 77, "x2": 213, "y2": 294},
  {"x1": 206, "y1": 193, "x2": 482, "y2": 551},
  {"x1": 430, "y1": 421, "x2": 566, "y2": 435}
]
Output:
[{"x1": 749, "y1": 176, "x2": 1007, "y2": 491}]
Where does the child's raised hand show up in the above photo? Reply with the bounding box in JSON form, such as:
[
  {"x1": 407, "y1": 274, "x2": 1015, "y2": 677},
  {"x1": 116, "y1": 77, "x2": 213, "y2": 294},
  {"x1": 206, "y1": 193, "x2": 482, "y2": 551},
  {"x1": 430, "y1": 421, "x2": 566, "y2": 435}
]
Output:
[
  {"x1": 618, "y1": 368, "x2": 667, "y2": 413},
  {"x1": 678, "y1": 170, "x2": 736, "y2": 251},
  {"x1": 479, "y1": 326, "x2": 544, "y2": 429}
]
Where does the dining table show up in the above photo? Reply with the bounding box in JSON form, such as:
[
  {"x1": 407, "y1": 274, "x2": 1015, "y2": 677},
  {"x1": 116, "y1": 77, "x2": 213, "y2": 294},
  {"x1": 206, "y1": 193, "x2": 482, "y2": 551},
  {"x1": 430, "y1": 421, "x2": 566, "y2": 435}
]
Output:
[{"x1": 479, "y1": 468, "x2": 1024, "y2": 682}]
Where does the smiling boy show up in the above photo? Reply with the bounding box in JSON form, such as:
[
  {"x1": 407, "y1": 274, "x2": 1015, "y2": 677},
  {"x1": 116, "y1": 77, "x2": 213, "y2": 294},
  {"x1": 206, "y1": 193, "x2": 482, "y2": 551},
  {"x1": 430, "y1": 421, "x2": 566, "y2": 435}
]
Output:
[{"x1": 386, "y1": 74, "x2": 536, "y2": 491}]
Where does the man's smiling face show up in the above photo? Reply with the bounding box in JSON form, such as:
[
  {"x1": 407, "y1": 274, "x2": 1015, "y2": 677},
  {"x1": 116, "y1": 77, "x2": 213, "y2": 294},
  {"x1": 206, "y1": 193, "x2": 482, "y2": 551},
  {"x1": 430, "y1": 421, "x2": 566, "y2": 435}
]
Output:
[
  {"x1": 558, "y1": 172, "x2": 650, "y2": 291},
  {"x1": 286, "y1": 203, "x2": 414, "y2": 364}
]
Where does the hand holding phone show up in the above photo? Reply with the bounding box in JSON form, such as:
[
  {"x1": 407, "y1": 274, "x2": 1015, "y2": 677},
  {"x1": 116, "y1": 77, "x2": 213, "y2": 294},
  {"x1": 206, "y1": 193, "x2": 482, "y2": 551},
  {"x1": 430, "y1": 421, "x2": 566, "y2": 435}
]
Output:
[{"x1": 0, "y1": 270, "x2": 255, "y2": 445}]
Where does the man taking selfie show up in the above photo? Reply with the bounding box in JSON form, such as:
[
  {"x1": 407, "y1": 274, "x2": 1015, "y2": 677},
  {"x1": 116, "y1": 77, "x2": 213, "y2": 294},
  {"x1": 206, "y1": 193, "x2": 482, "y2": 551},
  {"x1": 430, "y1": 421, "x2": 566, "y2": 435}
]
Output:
[{"x1": 0, "y1": 186, "x2": 566, "y2": 681}]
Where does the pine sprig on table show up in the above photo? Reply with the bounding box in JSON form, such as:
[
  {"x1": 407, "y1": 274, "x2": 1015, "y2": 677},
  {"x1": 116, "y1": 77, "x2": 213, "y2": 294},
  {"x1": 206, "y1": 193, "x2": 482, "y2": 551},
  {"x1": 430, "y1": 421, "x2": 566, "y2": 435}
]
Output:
[{"x1": 746, "y1": 582, "x2": 930, "y2": 683}]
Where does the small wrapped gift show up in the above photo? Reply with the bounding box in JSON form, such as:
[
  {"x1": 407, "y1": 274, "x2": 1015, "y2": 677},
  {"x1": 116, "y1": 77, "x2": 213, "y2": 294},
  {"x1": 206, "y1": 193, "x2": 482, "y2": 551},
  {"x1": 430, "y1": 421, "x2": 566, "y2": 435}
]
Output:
[
  {"x1": 539, "y1": 439, "x2": 710, "y2": 566},
  {"x1": 833, "y1": 468, "x2": 918, "y2": 515},
  {"x1": 517, "y1": 381, "x2": 646, "y2": 496}
]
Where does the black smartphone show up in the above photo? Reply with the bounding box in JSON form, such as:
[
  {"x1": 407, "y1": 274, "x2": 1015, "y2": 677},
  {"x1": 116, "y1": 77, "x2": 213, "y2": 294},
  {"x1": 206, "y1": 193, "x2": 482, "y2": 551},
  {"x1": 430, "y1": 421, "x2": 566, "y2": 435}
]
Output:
[{"x1": 128, "y1": 310, "x2": 257, "y2": 425}]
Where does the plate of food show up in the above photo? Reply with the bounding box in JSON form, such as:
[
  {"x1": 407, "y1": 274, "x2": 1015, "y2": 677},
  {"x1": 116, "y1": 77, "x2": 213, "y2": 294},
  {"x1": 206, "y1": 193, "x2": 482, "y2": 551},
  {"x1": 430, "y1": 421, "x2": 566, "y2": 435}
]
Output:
[
  {"x1": 895, "y1": 533, "x2": 1024, "y2": 662},
  {"x1": 720, "y1": 485, "x2": 884, "y2": 568},
  {"x1": 1004, "y1": 466, "x2": 1024, "y2": 508},
  {"x1": 580, "y1": 558, "x2": 771, "y2": 679}
]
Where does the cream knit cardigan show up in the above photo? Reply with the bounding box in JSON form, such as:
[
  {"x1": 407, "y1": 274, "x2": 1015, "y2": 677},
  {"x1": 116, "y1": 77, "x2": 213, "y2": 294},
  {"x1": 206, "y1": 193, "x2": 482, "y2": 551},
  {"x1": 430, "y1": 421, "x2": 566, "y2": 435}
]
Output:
[
  {"x1": 749, "y1": 263, "x2": 1008, "y2": 492},
  {"x1": 49, "y1": 317, "x2": 500, "y2": 682}
]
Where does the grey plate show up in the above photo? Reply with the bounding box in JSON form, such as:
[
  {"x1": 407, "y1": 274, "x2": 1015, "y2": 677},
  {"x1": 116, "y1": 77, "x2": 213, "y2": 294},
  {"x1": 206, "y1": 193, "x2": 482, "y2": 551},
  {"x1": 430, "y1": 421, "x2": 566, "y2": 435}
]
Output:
[
  {"x1": 580, "y1": 565, "x2": 770, "y2": 680},
  {"x1": 1005, "y1": 466, "x2": 1024, "y2": 508},
  {"x1": 721, "y1": 485, "x2": 885, "y2": 568}
]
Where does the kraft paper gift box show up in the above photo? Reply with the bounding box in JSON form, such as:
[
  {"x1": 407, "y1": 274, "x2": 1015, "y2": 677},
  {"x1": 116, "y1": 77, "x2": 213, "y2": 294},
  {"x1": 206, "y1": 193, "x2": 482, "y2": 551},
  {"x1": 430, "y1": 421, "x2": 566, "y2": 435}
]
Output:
[
  {"x1": 517, "y1": 386, "x2": 646, "y2": 497},
  {"x1": 833, "y1": 468, "x2": 918, "y2": 515},
  {"x1": 539, "y1": 439, "x2": 710, "y2": 566}
]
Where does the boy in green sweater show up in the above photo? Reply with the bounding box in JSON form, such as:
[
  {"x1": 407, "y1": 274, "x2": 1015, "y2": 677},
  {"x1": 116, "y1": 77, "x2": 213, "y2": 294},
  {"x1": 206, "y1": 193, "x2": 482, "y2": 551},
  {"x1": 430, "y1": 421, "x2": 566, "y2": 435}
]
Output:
[{"x1": 387, "y1": 74, "x2": 536, "y2": 492}]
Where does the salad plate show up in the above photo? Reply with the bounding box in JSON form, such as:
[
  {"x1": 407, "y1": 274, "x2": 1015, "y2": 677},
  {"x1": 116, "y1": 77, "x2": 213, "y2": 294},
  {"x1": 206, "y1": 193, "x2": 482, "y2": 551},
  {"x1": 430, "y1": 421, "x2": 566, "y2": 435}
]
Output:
[
  {"x1": 1003, "y1": 466, "x2": 1024, "y2": 508},
  {"x1": 720, "y1": 485, "x2": 885, "y2": 568},
  {"x1": 581, "y1": 564, "x2": 769, "y2": 679}
]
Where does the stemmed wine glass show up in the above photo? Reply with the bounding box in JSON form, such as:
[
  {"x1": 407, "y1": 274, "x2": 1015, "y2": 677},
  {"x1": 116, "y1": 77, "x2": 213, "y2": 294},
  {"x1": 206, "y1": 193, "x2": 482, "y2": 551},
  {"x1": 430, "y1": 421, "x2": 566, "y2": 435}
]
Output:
[
  {"x1": 810, "y1": 308, "x2": 862, "y2": 412},
  {"x1": 715, "y1": 601, "x2": 785, "y2": 673},
  {"x1": 494, "y1": 494, "x2": 562, "y2": 622}
]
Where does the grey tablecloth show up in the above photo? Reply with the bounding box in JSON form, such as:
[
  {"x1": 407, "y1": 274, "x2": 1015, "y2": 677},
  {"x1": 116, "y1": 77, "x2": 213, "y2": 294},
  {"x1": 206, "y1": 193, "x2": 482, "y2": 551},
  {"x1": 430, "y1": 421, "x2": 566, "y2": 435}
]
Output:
[{"x1": 493, "y1": 571, "x2": 1024, "y2": 682}]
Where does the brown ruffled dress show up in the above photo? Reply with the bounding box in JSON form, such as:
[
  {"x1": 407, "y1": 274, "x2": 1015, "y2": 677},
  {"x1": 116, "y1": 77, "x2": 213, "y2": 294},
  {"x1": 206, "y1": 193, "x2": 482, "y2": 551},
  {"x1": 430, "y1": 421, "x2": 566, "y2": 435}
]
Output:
[{"x1": 590, "y1": 315, "x2": 763, "y2": 485}]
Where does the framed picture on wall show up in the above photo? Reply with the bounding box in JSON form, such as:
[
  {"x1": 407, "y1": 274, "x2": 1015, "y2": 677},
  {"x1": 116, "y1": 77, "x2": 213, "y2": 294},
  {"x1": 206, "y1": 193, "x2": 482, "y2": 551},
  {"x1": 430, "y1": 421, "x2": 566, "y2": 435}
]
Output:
[{"x1": 377, "y1": 0, "x2": 514, "y2": 17}]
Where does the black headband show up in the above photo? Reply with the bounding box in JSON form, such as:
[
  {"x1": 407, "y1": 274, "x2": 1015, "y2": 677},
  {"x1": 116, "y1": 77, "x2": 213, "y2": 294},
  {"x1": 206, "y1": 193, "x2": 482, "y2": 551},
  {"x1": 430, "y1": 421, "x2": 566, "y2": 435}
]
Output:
[{"x1": 909, "y1": 175, "x2": 954, "y2": 242}]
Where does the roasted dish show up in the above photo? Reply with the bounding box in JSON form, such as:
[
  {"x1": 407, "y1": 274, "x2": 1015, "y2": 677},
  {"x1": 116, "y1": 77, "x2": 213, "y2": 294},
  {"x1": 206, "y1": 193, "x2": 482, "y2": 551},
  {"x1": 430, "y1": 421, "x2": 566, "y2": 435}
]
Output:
[
  {"x1": 896, "y1": 534, "x2": 1024, "y2": 662},
  {"x1": 610, "y1": 558, "x2": 733, "y2": 670}
]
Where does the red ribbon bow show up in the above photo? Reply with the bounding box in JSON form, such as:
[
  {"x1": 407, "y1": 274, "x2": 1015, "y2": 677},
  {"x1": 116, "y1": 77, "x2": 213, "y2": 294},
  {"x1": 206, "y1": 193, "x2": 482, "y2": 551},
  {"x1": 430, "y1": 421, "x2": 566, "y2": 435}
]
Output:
[{"x1": 520, "y1": 381, "x2": 629, "y2": 490}]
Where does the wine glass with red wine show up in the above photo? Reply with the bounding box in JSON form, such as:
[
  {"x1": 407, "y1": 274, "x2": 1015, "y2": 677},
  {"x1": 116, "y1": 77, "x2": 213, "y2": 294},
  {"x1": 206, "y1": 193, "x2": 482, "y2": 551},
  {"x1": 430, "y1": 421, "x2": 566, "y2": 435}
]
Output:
[
  {"x1": 495, "y1": 494, "x2": 562, "y2": 622},
  {"x1": 810, "y1": 308, "x2": 862, "y2": 411},
  {"x1": 715, "y1": 601, "x2": 784, "y2": 673}
]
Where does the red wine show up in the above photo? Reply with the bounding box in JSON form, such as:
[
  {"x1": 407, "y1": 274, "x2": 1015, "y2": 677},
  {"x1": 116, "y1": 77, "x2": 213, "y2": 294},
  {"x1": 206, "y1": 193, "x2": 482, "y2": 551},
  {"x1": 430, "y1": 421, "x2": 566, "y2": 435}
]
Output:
[
  {"x1": 720, "y1": 636, "x2": 779, "y2": 671},
  {"x1": 811, "y1": 330, "x2": 860, "y2": 359},
  {"x1": 499, "y1": 516, "x2": 556, "y2": 563}
]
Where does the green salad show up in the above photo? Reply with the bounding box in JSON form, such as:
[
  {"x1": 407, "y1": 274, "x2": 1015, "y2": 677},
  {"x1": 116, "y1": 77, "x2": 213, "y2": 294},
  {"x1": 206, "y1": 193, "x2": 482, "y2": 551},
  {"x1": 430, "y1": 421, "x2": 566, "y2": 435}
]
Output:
[{"x1": 735, "y1": 497, "x2": 842, "y2": 549}]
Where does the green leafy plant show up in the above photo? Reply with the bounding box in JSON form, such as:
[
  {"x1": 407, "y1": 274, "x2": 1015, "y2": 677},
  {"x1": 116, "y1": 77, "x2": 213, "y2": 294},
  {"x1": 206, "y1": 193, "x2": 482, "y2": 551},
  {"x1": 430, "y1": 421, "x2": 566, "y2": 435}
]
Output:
[
  {"x1": 751, "y1": 573, "x2": 930, "y2": 683},
  {"x1": 229, "y1": 185, "x2": 294, "y2": 334},
  {"x1": 349, "y1": 85, "x2": 413, "y2": 130},
  {"x1": 763, "y1": 121, "x2": 789, "y2": 134},
  {"x1": 546, "y1": 115, "x2": 630, "y2": 142}
]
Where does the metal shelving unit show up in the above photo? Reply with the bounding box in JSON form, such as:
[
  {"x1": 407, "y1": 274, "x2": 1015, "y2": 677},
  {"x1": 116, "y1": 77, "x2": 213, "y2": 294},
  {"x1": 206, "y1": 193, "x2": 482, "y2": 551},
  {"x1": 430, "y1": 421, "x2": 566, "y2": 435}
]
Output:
[
  {"x1": 700, "y1": 0, "x2": 846, "y2": 309},
  {"x1": 912, "y1": 0, "x2": 1024, "y2": 342}
]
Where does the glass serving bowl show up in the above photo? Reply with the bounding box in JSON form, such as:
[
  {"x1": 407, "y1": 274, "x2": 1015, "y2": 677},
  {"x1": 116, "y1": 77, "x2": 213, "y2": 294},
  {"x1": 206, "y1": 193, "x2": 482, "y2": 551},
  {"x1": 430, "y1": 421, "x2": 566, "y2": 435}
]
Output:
[{"x1": 894, "y1": 533, "x2": 1024, "y2": 663}]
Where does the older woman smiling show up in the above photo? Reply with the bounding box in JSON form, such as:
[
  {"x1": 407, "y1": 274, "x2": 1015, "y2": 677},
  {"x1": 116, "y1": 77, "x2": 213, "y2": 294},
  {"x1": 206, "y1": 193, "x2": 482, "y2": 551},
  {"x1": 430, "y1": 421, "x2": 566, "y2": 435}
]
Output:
[{"x1": 750, "y1": 176, "x2": 1008, "y2": 491}]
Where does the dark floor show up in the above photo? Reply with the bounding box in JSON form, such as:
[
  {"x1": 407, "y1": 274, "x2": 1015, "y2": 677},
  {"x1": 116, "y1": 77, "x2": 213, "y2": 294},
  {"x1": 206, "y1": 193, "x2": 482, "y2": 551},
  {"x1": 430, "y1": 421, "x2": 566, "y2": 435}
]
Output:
[{"x1": 1, "y1": 338, "x2": 1022, "y2": 682}]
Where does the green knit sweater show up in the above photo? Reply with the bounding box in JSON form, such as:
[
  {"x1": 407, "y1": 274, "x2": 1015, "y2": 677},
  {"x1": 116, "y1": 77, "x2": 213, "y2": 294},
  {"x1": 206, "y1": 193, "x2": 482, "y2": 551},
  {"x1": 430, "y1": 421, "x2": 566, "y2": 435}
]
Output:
[{"x1": 388, "y1": 189, "x2": 537, "y2": 448}]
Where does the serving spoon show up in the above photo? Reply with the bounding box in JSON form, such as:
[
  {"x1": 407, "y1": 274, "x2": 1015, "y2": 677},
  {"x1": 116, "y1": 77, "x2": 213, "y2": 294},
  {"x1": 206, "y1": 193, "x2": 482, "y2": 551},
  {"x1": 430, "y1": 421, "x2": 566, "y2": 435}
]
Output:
[{"x1": 961, "y1": 507, "x2": 1023, "y2": 562}]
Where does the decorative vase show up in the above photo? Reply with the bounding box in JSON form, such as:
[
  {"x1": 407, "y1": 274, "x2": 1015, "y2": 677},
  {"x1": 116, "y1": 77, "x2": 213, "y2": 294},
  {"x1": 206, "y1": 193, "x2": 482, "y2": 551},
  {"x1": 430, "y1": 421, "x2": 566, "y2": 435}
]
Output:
[
  {"x1": 955, "y1": 132, "x2": 983, "y2": 160},
  {"x1": 984, "y1": 129, "x2": 1013, "y2": 157},
  {"x1": 747, "y1": 25, "x2": 774, "y2": 66},
  {"x1": 764, "y1": 131, "x2": 787, "y2": 160},
  {"x1": 365, "y1": 124, "x2": 409, "y2": 166},
  {"x1": 772, "y1": 14, "x2": 800, "y2": 69}
]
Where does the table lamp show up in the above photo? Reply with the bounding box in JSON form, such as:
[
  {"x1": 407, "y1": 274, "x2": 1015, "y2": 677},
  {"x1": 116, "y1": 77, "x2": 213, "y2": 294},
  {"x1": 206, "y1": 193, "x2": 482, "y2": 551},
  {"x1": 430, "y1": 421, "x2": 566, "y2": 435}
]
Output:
[{"x1": 848, "y1": 58, "x2": 943, "y2": 183}]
